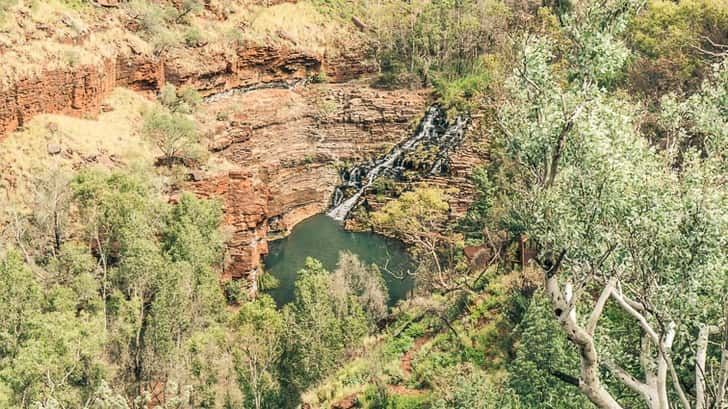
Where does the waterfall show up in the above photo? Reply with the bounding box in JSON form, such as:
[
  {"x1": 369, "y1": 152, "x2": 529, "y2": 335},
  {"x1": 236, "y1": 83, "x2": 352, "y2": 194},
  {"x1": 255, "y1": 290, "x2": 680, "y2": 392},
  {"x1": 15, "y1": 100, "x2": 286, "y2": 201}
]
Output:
[
  {"x1": 428, "y1": 116, "x2": 469, "y2": 175},
  {"x1": 331, "y1": 187, "x2": 344, "y2": 207},
  {"x1": 327, "y1": 106, "x2": 467, "y2": 221}
]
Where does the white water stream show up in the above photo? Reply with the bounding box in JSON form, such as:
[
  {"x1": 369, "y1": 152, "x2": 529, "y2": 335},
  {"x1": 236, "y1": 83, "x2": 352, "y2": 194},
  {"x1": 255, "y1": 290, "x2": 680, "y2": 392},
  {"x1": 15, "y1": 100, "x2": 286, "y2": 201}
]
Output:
[{"x1": 327, "y1": 106, "x2": 467, "y2": 221}]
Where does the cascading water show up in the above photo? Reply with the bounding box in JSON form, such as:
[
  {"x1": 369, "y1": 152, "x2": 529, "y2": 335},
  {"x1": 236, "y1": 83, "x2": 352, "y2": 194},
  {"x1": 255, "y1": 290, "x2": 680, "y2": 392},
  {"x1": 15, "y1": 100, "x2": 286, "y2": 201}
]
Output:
[
  {"x1": 428, "y1": 116, "x2": 469, "y2": 175},
  {"x1": 327, "y1": 106, "x2": 469, "y2": 221},
  {"x1": 327, "y1": 107, "x2": 442, "y2": 220}
]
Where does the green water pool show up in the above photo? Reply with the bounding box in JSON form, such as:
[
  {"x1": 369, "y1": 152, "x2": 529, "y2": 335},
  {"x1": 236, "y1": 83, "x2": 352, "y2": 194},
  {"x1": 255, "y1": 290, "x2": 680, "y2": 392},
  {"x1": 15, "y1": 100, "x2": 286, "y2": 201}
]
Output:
[{"x1": 264, "y1": 214, "x2": 414, "y2": 306}]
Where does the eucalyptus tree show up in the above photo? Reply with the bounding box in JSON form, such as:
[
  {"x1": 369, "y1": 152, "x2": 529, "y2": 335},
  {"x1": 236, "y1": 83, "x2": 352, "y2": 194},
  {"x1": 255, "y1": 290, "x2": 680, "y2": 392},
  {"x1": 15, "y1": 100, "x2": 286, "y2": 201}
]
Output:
[
  {"x1": 281, "y1": 258, "x2": 369, "y2": 396},
  {"x1": 371, "y1": 188, "x2": 465, "y2": 292},
  {"x1": 493, "y1": 5, "x2": 727, "y2": 409},
  {"x1": 231, "y1": 295, "x2": 285, "y2": 409},
  {"x1": 0, "y1": 251, "x2": 107, "y2": 409},
  {"x1": 332, "y1": 251, "x2": 389, "y2": 323},
  {"x1": 72, "y1": 171, "x2": 227, "y2": 401}
]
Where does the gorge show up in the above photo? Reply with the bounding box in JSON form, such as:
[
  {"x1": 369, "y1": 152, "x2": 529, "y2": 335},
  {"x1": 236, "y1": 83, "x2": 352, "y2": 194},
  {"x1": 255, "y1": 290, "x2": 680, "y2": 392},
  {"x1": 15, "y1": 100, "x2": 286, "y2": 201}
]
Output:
[
  {"x1": 0, "y1": 0, "x2": 486, "y2": 296},
  {"x1": 1, "y1": 1, "x2": 726, "y2": 409}
]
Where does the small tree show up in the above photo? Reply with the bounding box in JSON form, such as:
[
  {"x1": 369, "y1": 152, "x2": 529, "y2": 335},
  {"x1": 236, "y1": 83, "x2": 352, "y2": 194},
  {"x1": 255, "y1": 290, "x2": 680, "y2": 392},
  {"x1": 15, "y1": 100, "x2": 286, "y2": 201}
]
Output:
[
  {"x1": 332, "y1": 251, "x2": 389, "y2": 323},
  {"x1": 142, "y1": 108, "x2": 201, "y2": 166},
  {"x1": 372, "y1": 188, "x2": 474, "y2": 292},
  {"x1": 231, "y1": 295, "x2": 285, "y2": 409},
  {"x1": 281, "y1": 258, "x2": 368, "y2": 394},
  {"x1": 158, "y1": 84, "x2": 202, "y2": 114}
]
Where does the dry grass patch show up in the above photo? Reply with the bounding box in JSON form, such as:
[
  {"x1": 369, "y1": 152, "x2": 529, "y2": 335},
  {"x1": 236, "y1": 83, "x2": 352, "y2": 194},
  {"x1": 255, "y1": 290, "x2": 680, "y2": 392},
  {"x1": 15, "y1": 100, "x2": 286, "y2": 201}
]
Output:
[
  {"x1": 246, "y1": 2, "x2": 354, "y2": 55},
  {"x1": 0, "y1": 87, "x2": 156, "y2": 197}
]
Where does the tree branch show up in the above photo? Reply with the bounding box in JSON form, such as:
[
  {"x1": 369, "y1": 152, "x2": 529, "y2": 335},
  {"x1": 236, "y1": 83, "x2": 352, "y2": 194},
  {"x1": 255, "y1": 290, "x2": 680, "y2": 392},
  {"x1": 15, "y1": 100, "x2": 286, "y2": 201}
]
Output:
[
  {"x1": 549, "y1": 369, "x2": 581, "y2": 387},
  {"x1": 604, "y1": 361, "x2": 651, "y2": 398},
  {"x1": 587, "y1": 277, "x2": 616, "y2": 335},
  {"x1": 696, "y1": 325, "x2": 719, "y2": 409}
]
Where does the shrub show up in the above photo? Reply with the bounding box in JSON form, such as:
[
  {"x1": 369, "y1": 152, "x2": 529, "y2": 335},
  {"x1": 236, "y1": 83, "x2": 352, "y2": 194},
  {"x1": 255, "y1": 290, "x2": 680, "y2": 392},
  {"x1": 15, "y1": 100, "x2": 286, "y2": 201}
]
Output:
[
  {"x1": 431, "y1": 365, "x2": 522, "y2": 409},
  {"x1": 223, "y1": 279, "x2": 247, "y2": 304},
  {"x1": 128, "y1": 0, "x2": 181, "y2": 53},
  {"x1": 141, "y1": 108, "x2": 201, "y2": 166},
  {"x1": 175, "y1": 0, "x2": 203, "y2": 24},
  {"x1": 257, "y1": 270, "x2": 280, "y2": 291},
  {"x1": 627, "y1": 0, "x2": 728, "y2": 95},
  {"x1": 434, "y1": 63, "x2": 494, "y2": 111},
  {"x1": 158, "y1": 84, "x2": 202, "y2": 114},
  {"x1": 310, "y1": 71, "x2": 328, "y2": 83},
  {"x1": 184, "y1": 26, "x2": 206, "y2": 47}
]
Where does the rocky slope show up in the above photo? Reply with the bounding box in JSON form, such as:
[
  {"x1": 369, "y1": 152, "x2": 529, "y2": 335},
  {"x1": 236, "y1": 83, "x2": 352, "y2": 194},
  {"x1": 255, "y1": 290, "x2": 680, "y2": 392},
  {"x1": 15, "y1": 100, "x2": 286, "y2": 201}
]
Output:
[
  {"x1": 0, "y1": 42, "x2": 374, "y2": 138},
  {"x1": 0, "y1": 0, "x2": 371, "y2": 138}
]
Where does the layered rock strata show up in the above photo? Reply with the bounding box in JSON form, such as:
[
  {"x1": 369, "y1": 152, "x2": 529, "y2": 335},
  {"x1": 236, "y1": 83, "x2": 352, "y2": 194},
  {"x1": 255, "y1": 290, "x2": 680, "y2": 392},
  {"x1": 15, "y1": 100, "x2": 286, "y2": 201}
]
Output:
[
  {"x1": 189, "y1": 82, "x2": 429, "y2": 283},
  {"x1": 0, "y1": 43, "x2": 376, "y2": 139}
]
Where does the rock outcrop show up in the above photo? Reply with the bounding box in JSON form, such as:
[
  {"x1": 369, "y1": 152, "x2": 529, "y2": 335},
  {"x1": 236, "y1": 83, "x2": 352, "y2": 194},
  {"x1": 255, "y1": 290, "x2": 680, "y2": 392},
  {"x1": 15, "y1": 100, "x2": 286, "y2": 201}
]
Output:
[
  {"x1": 0, "y1": 41, "x2": 368, "y2": 139},
  {"x1": 0, "y1": 59, "x2": 117, "y2": 136}
]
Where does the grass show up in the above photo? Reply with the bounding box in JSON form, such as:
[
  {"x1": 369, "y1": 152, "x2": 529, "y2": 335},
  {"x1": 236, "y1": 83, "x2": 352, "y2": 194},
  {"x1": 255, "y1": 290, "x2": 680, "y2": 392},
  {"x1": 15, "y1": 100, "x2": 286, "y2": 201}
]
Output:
[
  {"x1": 1, "y1": 0, "x2": 359, "y2": 88},
  {"x1": 0, "y1": 88, "x2": 156, "y2": 201},
  {"x1": 298, "y1": 270, "x2": 531, "y2": 408},
  {"x1": 246, "y1": 2, "x2": 354, "y2": 55}
]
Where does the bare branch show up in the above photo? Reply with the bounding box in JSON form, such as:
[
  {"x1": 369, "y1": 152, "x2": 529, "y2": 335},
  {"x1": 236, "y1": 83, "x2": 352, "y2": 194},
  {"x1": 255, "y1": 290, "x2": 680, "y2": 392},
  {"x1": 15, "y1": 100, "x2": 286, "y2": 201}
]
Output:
[
  {"x1": 605, "y1": 361, "x2": 650, "y2": 398},
  {"x1": 587, "y1": 277, "x2": 616, "y2": 335}
]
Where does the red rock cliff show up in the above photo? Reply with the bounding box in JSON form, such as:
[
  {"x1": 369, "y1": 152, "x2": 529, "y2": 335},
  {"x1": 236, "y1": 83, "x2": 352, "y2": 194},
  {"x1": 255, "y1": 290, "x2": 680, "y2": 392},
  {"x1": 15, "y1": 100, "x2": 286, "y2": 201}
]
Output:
[
  {"x1": 187, "y1": 82, "x2": 428, "y2": 286},
  {"x1": 0, "y1": 41, "x2": 369, "y2": 139}
]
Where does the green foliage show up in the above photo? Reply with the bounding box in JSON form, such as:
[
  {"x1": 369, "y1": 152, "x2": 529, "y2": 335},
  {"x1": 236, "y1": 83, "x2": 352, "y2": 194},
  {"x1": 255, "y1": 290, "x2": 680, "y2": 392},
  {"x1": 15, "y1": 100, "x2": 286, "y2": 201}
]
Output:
[
  {"x1": 383, "y1": 334, "x2": 415, "y2": 360},
  {"x1": 281, "y1": 258, "x2": 369, "y2": 395},
  {"x1": 332, "y1": 251, "x2": 389, "y2": 324},
  {"x1": 257, "y1": 270, "x2": 280, "y2": 292},
  {"x1": 431, "y1": 365, "x2": 522, "y2": 409},
  {"x1": 231, "y1": 295, "x2": 286, "y2": 409},
  {"x1": 127, "y1": 0, "x2": 203, "y2": 53},
  {"x1": 163, "y1": 192, "x2": 223, "y2": 269},
  {"x1": 142, "y1": 107, "x2": 203, "y2": 166},
  {"x1": 224, "y1": 280, "x2": 248, "y2": 305},
  {"x1": 560, "y1": 1, "x2": 637, "y2": 87},
  {"x1": 370, "y1": 176, "x2": 399, "y2": 195},
  {"x1": 385, "y1": 394, "x2": 430, "y2": 409},
  {"x1": 0, "y1": 252, "x2": 42, "y2": 358},
  {"x1": 310, "y1": 71, "x2": 328, "y2": 83},
  {"x1": 433, "y1": 56, "x2": 497, "y2": 110},
  {"x1": 184, "y1": 26, "x2": 206, "y2": 48},
  {"x1": 158, "y1": 84, "x2": 202, "y2": 114},
  {"x1": 492, "y1": 8, "x2": 727, "y2": 407},
  {"x1": 371, "y1": 188, "x2": 465, "y2": 291},
  {"x1": 0, "y1": 252, "x2": 107, "y2": 408},
  {"x1": 627, "y1": 0, "x2": 728, "y2": 94},
  {"x1": 369, "y1": 0, "x2": 510, "y2": 93},
  {"x1": 362, "y1": 384, "x2": 389, "y2": 409},
  {"x1": 372, "y1": 188, "x2": 449, "y2": 236},
  {"x1": 128, "y1": 0, "x2": 180, "y2": 52},
  {"x1": 508, "y1": 293, "x2": 594, "y2": 408},
  {"x1": 458, "y1": 167, "x2": 496, "y2": 240},
  {"x1": 68, "y1": 169, "x2": 228, "y2": 406}
]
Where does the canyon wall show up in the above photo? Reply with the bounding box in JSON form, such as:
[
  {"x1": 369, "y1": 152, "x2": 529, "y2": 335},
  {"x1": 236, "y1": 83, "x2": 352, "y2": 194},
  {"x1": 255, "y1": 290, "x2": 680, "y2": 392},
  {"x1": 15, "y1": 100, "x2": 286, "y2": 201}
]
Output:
[
  {"x1": 0, "y1": 42, "x2": 376, "y2": 139},
  {"x1": 0, "y1": 27, "x2": 416, "y2": 290},
  {"x1": 0, "y1": 36, "x2": 489, "y2": 292},
  {"x1": 189, "y1": 82, "x2": 429, "y2": 283},
  {"x1": 2, "y1": 20, "x2": 476, "y2": 292}
]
